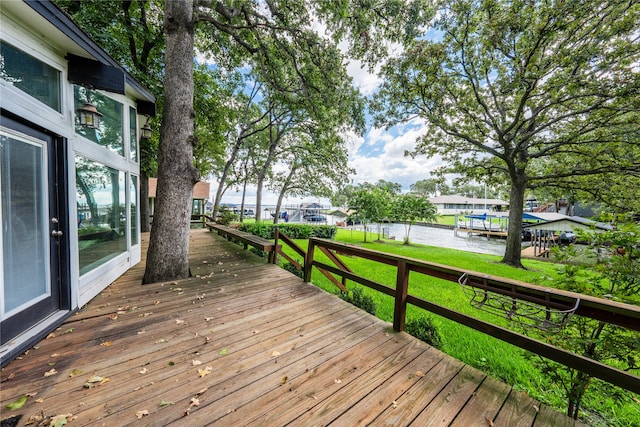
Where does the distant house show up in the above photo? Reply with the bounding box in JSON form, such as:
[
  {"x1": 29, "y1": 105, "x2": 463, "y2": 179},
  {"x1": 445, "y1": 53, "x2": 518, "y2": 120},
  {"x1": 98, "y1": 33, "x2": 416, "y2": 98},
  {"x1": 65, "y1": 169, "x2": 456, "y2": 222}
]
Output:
[
  {"x1": 1, "y1": 1, "x2": 155, "y2": 365},
  {"x1": 428, "y1": 195, "x2": 509, "y2": 215},
  {"x1": 148, "y1": 178, "x2": 210, "y2": 220}
]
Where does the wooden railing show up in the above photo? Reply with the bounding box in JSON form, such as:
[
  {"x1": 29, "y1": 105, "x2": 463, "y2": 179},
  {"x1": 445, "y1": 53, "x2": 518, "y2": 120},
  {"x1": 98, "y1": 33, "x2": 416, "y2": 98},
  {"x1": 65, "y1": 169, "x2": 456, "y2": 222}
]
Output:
[{"x1": 298, "y1": 237, "x2": 640, "y2": 395}]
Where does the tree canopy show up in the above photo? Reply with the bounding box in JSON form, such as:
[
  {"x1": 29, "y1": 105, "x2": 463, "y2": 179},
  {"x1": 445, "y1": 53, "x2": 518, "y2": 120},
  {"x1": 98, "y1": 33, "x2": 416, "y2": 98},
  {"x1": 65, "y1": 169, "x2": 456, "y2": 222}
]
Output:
[{"x1": 373, "y1": 0, "x2": 640, "y2": 267}]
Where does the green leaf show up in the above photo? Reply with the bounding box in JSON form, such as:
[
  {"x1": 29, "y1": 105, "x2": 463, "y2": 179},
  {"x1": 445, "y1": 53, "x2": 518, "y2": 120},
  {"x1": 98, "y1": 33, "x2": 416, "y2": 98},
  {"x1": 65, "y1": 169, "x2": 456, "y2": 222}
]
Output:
[
  {"x1": 219, "y1": 348, "x2": 228, "y2": 356},
  {"x1": 159, "y1": 399, "x2": 175, "y2": 407},
  {"x1": 5, "y1": 395, "x2": 27, "y2": 410}
]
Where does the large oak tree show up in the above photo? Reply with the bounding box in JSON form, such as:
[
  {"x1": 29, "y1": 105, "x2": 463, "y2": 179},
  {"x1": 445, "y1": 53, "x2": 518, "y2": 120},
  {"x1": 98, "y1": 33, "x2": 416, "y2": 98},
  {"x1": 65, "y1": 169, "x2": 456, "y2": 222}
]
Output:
[{"x1": 373, "y1": 0, "x2": 640, "y2": 268}]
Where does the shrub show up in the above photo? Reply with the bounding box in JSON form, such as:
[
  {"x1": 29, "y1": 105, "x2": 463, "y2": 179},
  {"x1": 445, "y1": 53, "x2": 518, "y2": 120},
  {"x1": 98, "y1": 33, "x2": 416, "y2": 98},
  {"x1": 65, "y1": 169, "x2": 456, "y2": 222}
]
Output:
[
  {"x1": 282, "y1": 262, "x2": 304, "y2": 278},
  {"x1": 405, "y1": 316, "x2": 442, "y2": 349},
  {"x1": 237, "y1": 223, "x2": 336, "y2": 240},
  {"x1": 339, "y1": 287, "x2": 377, "y2": 315},
  {"x1": 216, "y1": 207, "x2": 237, "y2": 225}
]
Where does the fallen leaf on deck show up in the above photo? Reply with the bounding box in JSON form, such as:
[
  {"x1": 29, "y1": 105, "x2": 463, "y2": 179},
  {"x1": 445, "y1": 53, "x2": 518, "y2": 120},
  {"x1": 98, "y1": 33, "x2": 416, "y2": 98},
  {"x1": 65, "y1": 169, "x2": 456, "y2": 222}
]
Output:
[
  {"x1": 50, "y1": 353, "x2": 60, "y2": 358},
  {"x1": 271, "y1": 350, "x2": 281, "y2": 358},
  {"x1": 136, "y1": 410, "x2": 149, "y2": 419},
  {"x1": 485, "y1": 416, "x2": 495, "y2": 426},
  {"x1": 415, "y1": 370, "x2": 425, "y2": 377},
  {"x1": 195, "y1": 388, "x2": 208, "y2": 396},
  {"x1": 44, "y1": 368, "x2": 58, "y2": 377},
  {"x1": 159, "y1": 400, "x2": 175, "y2": 407},
  {"x1": 46, "y1": 332, "x2": 56, "y2": 339},
  {"x1": 281, "y1": 376, "x2": 288, "y2": 385},
  {"x1": 192, "y1": 360, "x2": 202, "y2": 366},
  {"x1": 176, "y1": 319, "x2": 185, "y2": 325},
  {"x1": 69, "y1": 369, "x2": 82, "y2": 377},
  {"x1": 334, "y1": 379, "x2": 342, "y2": 384},
  {"x1": 190, "y1": 397, "x2": 200, "y2": 407},
  {"x1": 137, "y1": 330, "x2": 146, "y2": 335},
  {"x1": 35, "y1": 397, "x2": 44, "y2": 403},
  {"x1": 155, "y1": 338, "x2": 167, "y2": 344},
  {"x1": 50, "y1": 413, "x2": 73, "y2": 427},
  {"x1": 172, "y1": 287, "x2": 183, "y2": 292},
  {"x1": 139, "y1": 367, "x2": 148, "y2": 374},
  {"x1": 26, "y1": 392, "x2": 38, "y2": 398},
  {"x1": 100, "y1": 341, "x2": 112, "y2": 347},
  {"x1": 108, "y1": 314, "x2": 118, "y2": 320},
  {"x1": 198, "y1": 366, "x2": 213, "y2": 377},
  {"x1": 392, "y1": 401, "x2": 398, "y2": 409},
  {"x1": 204, "y1": 317, "x2": 213, "y2": 321},
  {"x1": 219, "y1": 348, "x2": 228, "y2": 355},
  {"x1": 5, "y1": 395, "x2": 27, "y2": 410}
]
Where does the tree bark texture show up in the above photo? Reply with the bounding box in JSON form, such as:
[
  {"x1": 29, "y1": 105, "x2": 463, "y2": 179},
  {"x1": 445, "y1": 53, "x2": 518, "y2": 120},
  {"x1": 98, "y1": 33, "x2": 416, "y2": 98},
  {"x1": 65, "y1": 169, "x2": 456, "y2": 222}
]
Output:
[
  {"x1": 502, "y1": 172, "x2": 526, "y2": 268},
  {"x1": 143, "y1": 0, "x2": 198, "y2": 284}
]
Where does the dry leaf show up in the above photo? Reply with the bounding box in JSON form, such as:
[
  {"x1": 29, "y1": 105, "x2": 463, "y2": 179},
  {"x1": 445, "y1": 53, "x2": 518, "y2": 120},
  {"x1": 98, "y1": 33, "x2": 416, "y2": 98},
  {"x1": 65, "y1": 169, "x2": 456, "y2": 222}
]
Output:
[
  {"x1": 35, "y1": 397, "x2": 44, "y2": 403},
  {"x1": 271, "y1": 350, "x2": 281, "y2": 358},
  {"x1": 198, "y1": 366, "x2": 213, "y2": 378},
  {"x1": 334, "y1": 378, "x2": 342, "y2": 384},
  {"x1": 136, "y1": 409, "x2": 149, "y2": 419},
  {"x1": 392, "y1": 401, "x2": 398, "y2": 409},
  {"x1": 69, "y1": 369, "x2": 82, "y2": 377},
  {"x1": 176, "y1": 319, "x2": 185, "y2": 325},
  {"x1": 192, "y1": 360, "x2": 202, "y2": 366},
  {"x1": 44, "y1": 368, "x2": 58, "y2": 377},
  {"x1": 108, "y1": 314, "x2": 118, "y2": 320},
  {"x1": 204, "y1": 317, "x2": 213, "y2": 321},
  {"x1": 159, "y1": 399, "x2": 174, "y2": 407},
  {"x1": 485, "y1": 416, "x2": 495, "y2": 427},
  {"x1": 195, "y1": 388, "x2": 208, "y2": 396},
  {"x1": 281, "y1": 376, "x2": 288, "y2": 385},
  {"x1": 50, "y1": 413, "x2": 73, "y2": 427},
  {"x1": 190, "y1": 397, "x2": 200, "y2": 407},
  {"x1": 156, "y1": 338, "x2": 167, "y2": 344},
  {"x1": 101, "y1": 341, "x2": 112, "y2": 347},
  {"x1": 139, "y1": 367, "x2": 148, "y2": 374},
  {"x1": 415, "y1": 370, "x2": 425, "y2": 378},
  {"x1": 46, "y1": 332, "x2": 56, "y2": 339},
  {"x1": 50, "y1": 353, "x2": 60, "y2": 358}
]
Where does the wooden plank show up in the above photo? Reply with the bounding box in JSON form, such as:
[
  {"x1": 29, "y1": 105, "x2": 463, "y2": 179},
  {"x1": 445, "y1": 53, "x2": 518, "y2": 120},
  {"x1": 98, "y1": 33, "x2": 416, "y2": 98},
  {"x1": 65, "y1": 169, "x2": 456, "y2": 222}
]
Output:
[
  {"x1": 450, "y1": 376, "x2": 512, "y2": 427},
  {"x1": 492, "y1": 388, "x2": 540, "y2": 427},
  {"x1": 533, "y1": 404, "x2": 575, "y2": 427},
  {"x1": 408, "y1": 364, "x2": 486, "y2": 426}
]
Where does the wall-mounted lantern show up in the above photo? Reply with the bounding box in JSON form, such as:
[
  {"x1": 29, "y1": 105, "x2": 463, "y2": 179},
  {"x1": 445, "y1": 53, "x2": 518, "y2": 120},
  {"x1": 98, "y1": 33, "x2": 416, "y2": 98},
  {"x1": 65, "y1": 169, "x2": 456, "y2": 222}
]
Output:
[
  {"x1": 76, "y1": 101, "x2": 103, "y2": 129},
  {"x1": 141, "y1": 116, "x2": 152, "y2": 139}
]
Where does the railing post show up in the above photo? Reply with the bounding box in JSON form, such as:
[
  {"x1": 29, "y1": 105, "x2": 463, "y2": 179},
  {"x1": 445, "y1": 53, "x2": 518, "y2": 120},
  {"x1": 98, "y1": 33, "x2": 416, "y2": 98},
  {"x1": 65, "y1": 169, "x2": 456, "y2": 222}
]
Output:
[
  {"x1": 393, "y1": 260, "x2": 409, "y2": 332},
  {"x1": 303, "y1": 239, "x2": 316, "y2": 283}
]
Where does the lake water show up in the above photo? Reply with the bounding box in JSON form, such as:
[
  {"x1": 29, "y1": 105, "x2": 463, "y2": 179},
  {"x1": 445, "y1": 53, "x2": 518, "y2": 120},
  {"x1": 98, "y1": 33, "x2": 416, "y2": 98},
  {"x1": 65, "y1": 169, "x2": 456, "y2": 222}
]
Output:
[{"x1": 344, "y1": 222, "x2": 507, "y2": 256}]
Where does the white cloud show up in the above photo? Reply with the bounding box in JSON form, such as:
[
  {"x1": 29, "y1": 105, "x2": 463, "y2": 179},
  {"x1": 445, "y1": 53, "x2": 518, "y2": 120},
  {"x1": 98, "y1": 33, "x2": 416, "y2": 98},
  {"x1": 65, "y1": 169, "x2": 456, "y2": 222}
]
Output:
[{"x1": 348, "y1": 120, "x2": 444, "y2": 190}]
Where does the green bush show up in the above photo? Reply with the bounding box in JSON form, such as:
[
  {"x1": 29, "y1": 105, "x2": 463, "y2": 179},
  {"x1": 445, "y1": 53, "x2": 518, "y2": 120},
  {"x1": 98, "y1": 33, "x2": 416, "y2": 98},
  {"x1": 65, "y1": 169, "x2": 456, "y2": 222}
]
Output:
[
  {"x1": 237, "y1": 223, "x2": 336, "y2": 240},
  {"x1": 339, "y1": 287, "x2": 377, "y2": 315},
  {"x1": 405, "y1": 315, "x2": 442, "y2": 349},
  {"x1": 282, "y1": 262, "x2": 304, "y2": 278},
  {"x1": 216, "y1": 207, "x2": 237, "y2": 225}
]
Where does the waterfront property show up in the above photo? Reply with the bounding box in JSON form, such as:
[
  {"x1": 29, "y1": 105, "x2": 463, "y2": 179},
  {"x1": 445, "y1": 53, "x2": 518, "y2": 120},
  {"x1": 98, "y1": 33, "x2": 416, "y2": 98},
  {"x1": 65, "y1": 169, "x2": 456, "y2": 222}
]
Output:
[
  {"x1": 0, "y1": 229, "x2": 587, "y2": 426},
  {"x1": 1, "y1": 0, "x2": 155, "y2": 365},
  {"x1": 428, "y1": 194, "x2": 509, "y2": 215}
]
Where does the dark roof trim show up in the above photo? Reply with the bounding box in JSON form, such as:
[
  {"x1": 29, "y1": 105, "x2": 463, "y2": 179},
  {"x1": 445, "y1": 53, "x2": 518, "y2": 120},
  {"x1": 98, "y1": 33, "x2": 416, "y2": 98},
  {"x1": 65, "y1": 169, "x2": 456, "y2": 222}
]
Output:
[
  {"x1": 24, "y1": 0, "x2": 155, "y2": 104},
  {"x1": 67, "y1": 53, "x2": 125, "y2": 94}
]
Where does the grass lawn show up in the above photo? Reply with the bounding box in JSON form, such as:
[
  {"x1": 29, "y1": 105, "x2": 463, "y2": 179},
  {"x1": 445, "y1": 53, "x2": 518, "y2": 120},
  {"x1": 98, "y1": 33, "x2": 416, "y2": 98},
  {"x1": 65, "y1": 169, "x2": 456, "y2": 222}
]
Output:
[{"x1": 275, "y1": 227, "x2": 639, "y2": 427}]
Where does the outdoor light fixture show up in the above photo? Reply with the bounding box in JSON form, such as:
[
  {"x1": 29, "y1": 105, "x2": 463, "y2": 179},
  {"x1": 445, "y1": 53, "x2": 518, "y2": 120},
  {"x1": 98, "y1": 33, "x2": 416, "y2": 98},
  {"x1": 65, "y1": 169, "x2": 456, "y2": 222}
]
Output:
[
  {"x1": 141, "y1": 116, "x2": 152, "y2": 139},
  {"x1": 76, "y1": 101, "x2": 103, "y2": 129}
]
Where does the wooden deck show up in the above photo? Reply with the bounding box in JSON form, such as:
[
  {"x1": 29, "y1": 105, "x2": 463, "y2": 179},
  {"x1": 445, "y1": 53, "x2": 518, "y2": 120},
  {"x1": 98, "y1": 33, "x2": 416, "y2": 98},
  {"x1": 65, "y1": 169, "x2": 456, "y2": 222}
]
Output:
[{"x1": 1, "y1": 229, "x2": 582, "y2": 426}]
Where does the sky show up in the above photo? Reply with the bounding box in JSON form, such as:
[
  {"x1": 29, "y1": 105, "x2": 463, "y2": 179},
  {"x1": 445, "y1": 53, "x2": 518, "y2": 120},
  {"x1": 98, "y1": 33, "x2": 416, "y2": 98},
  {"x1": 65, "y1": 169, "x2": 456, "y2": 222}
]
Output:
[{"x1": 215, "y1": 60, "x2": 447, "y2": 208}]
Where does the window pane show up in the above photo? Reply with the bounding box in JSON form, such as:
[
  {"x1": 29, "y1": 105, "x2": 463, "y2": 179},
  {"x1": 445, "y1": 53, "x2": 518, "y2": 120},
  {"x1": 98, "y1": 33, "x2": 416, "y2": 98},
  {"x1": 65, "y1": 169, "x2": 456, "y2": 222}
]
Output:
[
  {"x1": 1, "y1": 132, "x2": 49, "y2": 314},
  {"x1": 129, "y1": 107, "x2": 138, "y2": 162},
  {"x1": 75, "y1": 156, "x2": 126, "y2": 275},
  {"x1": 0, "y1": 41, "x2": 61, "y2": 112},
  {"x1": 130, "y1": 175, "x2": 138, "y2": 246},
  {"x1": 74, "y1": 85, "x2": 124, "y2": 156}
]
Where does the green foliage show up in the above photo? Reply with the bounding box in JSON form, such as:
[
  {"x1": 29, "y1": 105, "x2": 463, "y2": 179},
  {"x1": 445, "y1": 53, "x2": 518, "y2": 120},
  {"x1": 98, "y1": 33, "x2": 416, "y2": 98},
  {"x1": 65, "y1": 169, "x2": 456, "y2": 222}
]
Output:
[
  {"x1": 282, "y1": 262, "x2": 304, "y2": 279},
  {"x1": 339, "y1": 287, "x2": 377, "y2": 315},
  {"x1": 216, "y1": 206, "x2": 237, "y2": 226},
  {"x1": 390, "y1": 194, "x2": 437, "y2": 244},
  {"x1": 405, "y1": 315, "x2": 442, "y2": 349},
  {"x1": 238, "y1": 222, "x2": 336, "y2": 240}
]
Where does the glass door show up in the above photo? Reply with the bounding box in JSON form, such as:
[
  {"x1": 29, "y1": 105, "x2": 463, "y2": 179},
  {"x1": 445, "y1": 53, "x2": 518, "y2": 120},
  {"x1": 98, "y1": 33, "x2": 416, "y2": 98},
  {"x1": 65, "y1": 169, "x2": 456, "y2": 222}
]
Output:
[{"x1": 0, "y1": 119, "x2": 65, "y2": 344}]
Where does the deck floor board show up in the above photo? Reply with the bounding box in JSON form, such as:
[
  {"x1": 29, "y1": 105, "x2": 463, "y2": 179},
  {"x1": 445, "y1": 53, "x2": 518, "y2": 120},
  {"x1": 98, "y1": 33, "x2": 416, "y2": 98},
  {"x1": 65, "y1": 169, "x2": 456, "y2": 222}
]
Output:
[{"x1": 1, "y1": 229, "x2": 580, "y2": 426}]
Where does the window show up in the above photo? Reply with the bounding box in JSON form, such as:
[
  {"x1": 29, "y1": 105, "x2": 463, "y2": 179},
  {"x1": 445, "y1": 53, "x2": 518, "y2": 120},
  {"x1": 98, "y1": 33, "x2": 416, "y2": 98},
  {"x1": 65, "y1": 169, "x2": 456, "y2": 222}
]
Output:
[
  {"x1": 130, "y1": 175, "x2": 138, "y2": 246},
  {"x1": 0, "y1": 40, "x2": 61, "y2": 112},
  {"x1": 74, "y1": 85, "x2": 124, "y2": 156},
  {"x1": 129, "y1": 107, "x2": 138, "y2": 162},
  {"x1": 75, "y1": 156, "x2": 126, "y2": 275}
]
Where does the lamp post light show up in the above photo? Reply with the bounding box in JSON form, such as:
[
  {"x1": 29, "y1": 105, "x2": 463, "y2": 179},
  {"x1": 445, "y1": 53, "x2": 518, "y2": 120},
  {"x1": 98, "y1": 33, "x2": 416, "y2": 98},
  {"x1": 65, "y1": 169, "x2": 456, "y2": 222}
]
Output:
[{"x1": 141, "y1": 121, "x2": 152, "y2": 139}]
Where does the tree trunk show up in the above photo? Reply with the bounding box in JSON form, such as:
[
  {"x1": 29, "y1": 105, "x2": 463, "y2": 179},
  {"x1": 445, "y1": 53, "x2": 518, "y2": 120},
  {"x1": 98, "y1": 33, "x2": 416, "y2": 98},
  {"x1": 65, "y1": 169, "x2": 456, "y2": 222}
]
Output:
[
  {"x1": 143, "y1": 0, "x2": 198, "y2": 284},
  {"x1": 501, "y1": 174, "x2": 526, "y2": 268}
]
